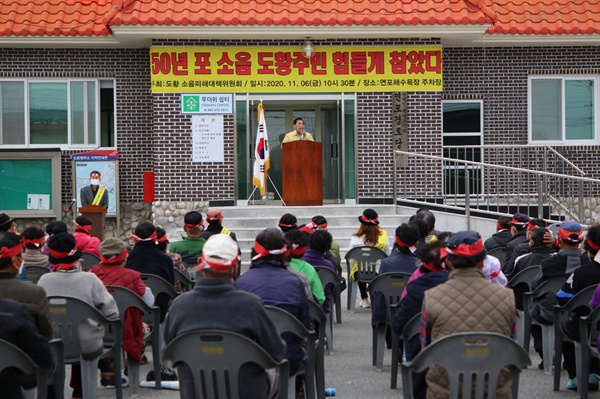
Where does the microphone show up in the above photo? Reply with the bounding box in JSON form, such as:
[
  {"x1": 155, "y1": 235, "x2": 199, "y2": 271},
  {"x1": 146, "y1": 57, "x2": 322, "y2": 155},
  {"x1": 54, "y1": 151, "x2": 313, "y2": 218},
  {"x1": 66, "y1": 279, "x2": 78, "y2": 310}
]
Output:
[{"x1": 65, "y1": 198, "x2": 76, "y2": 215}]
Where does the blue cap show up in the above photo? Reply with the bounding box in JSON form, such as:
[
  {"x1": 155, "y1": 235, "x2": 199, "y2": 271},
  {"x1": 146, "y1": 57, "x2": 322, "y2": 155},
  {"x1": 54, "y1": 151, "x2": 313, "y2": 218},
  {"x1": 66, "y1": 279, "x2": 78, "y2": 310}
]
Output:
[
  {"x1": 560, "y1": 220, "x2": 582, "y2": 233},
  {"x1": 446, "y1": 230, "x2": 485, "y2": 258}
]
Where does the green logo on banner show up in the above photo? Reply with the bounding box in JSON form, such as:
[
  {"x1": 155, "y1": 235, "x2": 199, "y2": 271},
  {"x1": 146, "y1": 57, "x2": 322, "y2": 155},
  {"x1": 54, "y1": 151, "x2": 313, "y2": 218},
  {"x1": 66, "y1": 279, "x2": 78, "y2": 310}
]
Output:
[{"x1": 182, "y1": 95, "x2": 200, "y2": 113}]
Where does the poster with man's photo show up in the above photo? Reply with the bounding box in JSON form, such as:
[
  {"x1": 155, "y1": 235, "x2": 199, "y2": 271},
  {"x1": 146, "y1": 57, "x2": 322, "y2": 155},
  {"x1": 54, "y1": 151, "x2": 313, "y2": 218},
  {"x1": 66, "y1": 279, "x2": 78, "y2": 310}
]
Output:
[{"x1": 72, "y1": 150, "x2": 119, "y2": 216}]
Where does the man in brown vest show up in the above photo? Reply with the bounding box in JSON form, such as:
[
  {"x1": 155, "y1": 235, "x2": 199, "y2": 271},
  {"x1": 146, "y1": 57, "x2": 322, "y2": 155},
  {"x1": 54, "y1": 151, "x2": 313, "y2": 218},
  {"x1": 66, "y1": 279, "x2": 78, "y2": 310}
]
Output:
[{"x1": 421, "y1": 230, "x2": 516, "y2": 399}]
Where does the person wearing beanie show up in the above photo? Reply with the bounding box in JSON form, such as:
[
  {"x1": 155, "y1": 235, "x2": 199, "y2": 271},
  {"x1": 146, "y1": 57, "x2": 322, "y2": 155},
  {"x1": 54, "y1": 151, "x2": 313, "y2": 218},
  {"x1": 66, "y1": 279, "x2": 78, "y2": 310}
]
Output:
[
  {"x1": 421, "y1": 230, "x2": 515, "y2": 399},
  {"x1": 201, "y1": 207, "x2": 238, "y2": 242},
  {"x1": 0, "y1": 213, "x2": 15, "y2": 233},
  {"x1": 348, "y1": 208, "x2": 388, "y2": 308},
  {"x1": 393, "y1": 240, "x2": 449, "y2": 399},
  {"x1": 73, "y1": 215, "x2": 101, "y2": 257},
  {"x1": 38, "y1": 232, "x2": 118, "y2": 399},
  {"x1": 156, "y1": 227, "x2": 190, "y2": 294},
  {"x1": 554, "y1": 225, "x2": 600, "y2": 390},
  {"x1": 301, "y1": 215, "x2": 343, "y2": 275},
  {"x1": 278, "y1": 213, "x2": 298, "y2": 232},
  {"x1": 236, "y1": 228, "x2": 310, "y2": 377},
  {"x1": 91, "y1": 237, "x2": 154, "y2": 387},
  {"x1": 20, "y1": 225, "x2": 50, "y2": 268},
  {"x1": 169, "y1": 211, "x2": 207, "y2": 260},
  {"x1": 484, "y1": 216, "x2": 513, "y2": 252},
  {"x1": 371, "y1": 223, "x2": 420, "y2": 330},
  {"x1": 41, "y1": 220, "x2": 68, "y2": 257},
  {"x1": 164, "y1": 234, "x2": 285, "y2": 399},
  {"x1": 284, "y1": 229, "x2": 325, "y2": 305},
  {"x1": 126, "y1": 222, "x2": 174, "y2": 322}
]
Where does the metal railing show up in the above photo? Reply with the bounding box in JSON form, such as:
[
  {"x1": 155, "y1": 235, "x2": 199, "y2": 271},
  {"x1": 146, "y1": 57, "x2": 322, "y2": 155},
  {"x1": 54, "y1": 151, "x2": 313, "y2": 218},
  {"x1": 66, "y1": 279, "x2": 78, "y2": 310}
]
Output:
[{"x1": 393, "y1": 149, "x2": 600, "y2": 227}]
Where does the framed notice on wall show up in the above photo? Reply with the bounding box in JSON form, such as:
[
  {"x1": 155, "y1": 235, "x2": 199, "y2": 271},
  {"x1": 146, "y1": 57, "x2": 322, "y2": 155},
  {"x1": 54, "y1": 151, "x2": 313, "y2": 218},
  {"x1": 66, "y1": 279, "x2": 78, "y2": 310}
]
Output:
[
  {"x1": 0, "y1": 150, "x2": 62, "y2": 218},
  {"x1": 192, "y1": 115, "x2": 224, "y2": 163},
  {"x1": 72, "y1": 150, "x2": 119, "y2": 216}
]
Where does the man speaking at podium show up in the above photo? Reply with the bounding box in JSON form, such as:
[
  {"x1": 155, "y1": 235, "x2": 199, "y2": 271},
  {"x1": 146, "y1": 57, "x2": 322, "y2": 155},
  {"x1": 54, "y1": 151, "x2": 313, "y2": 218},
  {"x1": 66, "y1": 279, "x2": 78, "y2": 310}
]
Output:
[
  {"x1": 80, "y1": 171, "x2": 109, "y2": 209},
  {"x1": 282, "y1": 117, "x2": 314, "y2": 143}
]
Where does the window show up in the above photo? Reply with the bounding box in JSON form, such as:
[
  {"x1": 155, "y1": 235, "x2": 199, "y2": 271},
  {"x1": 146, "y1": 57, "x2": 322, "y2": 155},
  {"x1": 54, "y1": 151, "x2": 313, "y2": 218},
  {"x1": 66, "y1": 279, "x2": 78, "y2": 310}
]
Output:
[
  {"x1": 442, "y1": 101, "x2": 484, "y2": 195},
  {"x1": 529, "y1": 76, "x2": 598, "y2": 145},
  {"x1": 0, "y1": 79, "x2": 115, "y2": 148}
]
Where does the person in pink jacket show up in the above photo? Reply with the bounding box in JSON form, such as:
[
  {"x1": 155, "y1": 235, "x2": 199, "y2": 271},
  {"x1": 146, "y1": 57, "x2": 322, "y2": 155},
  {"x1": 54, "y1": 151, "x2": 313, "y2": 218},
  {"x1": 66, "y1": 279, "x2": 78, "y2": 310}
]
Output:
[{"x1": 73, "y1": 216, "x2": 101, "y2": 257}]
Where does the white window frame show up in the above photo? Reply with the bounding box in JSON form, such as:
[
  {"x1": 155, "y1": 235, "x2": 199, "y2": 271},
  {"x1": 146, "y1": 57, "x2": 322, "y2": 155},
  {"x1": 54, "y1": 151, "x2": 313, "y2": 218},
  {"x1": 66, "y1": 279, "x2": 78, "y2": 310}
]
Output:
[
  {"x1": 0, "y1": 78, "x2": 116, "y2": 150},
  {"x1": 528, "y1": 75, "x2": 599, "y2": 146},
  {"x1": 442, "y1": 99, "x2": 484, "y2": 196}
]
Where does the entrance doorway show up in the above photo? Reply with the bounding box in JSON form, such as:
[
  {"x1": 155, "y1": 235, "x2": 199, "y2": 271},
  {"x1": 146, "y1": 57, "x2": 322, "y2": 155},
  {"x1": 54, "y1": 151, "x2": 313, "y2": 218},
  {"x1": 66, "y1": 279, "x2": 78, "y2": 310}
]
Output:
[{"x1": 235, "y1": 94, "x2": 356, "y2": 204}]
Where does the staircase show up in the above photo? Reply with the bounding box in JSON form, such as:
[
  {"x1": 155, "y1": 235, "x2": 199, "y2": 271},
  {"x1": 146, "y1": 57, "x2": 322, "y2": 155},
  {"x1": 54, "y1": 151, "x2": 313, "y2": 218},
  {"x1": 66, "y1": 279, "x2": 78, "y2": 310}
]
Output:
[{"x1": 211, "y1": 205, "x2": 412, "y2": 267}]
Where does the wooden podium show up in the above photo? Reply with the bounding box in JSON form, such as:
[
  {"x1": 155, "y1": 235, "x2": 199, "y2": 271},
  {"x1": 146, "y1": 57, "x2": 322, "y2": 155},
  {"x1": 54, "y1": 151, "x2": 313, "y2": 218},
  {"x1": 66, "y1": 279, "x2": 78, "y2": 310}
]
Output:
[
  {"x1": 78, "y1": 205, "x2": 107, "y2": 241},
  {"x1": 282, "y1": 141, "x2": 323, "y2": 206}
]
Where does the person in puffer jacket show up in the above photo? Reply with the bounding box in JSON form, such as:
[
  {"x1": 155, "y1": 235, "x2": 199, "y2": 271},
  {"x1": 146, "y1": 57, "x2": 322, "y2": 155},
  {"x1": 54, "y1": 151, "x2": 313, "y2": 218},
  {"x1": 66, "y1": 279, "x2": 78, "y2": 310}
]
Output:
[{"x1": 73, "y1": 215, "x2": 101, "y2": 257}]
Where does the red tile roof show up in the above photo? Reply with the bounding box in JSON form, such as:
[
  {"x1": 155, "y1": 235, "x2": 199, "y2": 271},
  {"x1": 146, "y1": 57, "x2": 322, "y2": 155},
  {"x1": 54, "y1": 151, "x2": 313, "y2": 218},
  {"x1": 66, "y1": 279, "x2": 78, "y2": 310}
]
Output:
[{"x1": 0, "y1": 0, "x2": 599, "y2": 38}]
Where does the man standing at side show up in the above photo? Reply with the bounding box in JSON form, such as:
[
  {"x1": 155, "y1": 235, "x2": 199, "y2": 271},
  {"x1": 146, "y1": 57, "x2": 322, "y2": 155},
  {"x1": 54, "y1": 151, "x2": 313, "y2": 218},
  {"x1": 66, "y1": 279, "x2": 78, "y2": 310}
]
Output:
[
  {"x1": 164, "y1": 234, "x2": 285, "y2": 399},
  {"x1": 80, "y1": 171, "x2": 108, "y2": 209},
  {"x1": 421, "y1": 231, "x2": 515, "y2": 399},
  {"x1": 169, "y1": 211, "x2": 206, "y2": 261},
  {"x1": 282, "y1": 117, "x2": 314, "y2": 143}
]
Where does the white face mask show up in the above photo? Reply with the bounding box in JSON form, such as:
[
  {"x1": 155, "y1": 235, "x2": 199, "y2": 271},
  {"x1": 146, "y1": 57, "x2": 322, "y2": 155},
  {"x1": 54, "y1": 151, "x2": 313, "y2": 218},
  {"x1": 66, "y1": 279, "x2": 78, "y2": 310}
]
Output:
[{"x1": 90, "y1": 179, "x2": 100, "y2": 185}]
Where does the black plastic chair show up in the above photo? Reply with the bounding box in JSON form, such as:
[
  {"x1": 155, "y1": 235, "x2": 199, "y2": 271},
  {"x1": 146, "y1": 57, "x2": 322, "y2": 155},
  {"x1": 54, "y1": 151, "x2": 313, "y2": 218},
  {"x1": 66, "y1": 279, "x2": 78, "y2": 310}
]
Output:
[
  {"x1": 522, "y1": 275, "x2": 568, "y2": 374},
  {"x1": 140, "y1": 273, "x2": 178, "y2": 302},
  {"x1": 577, "y1": 303, "x2": 600, "y2": 399},
  {"x1": 391, "y1": 310, "x2": 420, "y2": 389},
  {"x1": 47, "y1": 295, "x2": 123, "y2": 399},
  {"x1": 345, "y1": 246, "x2": 387, "y2": 312},
  {"x1": 401, "y1": 332, "x2": 531, "y2": 399},
  {"x1": 487, "y1": 247, "x2": 507, "y2": 269},
  {"x1": 163, "y1": 329, "x2": 289, "y2": 399},
  {"x1": 23, "y1": 265, "x2": 50, "y2": 284},
  {"x1": 265, "y1": 305, "x2": 317, "y2": 399},
  {"x1": 48, "y1": 338, "x2": 65, "y2": 399},
  {"x1": 107, "y1": 285, "x2": 162, "y2": 393},
  {"x1": 0, "y1": 338, "x2": 49, "y2": 399},
  {"x1": 506, "y1": 265, "x2": 541, "y2": 345},
  {"x1": 313, "y1": 266, "x2": 340, "y2": 352},
  {"x1": 79, "y1": 251, "x2": 101, "y2": 271},
  {"x1": 368, "y1": 272, "x2": 411, "y2": 371},
  {"x1": 174, "y1": 269, "x2": 194, "y2": 292},
  {"x1": 552, "y1": 284, "x2": 597, "y2": 391},
  {"x1": 307, "y1": 298, "x2": 327, "y2": 399}
]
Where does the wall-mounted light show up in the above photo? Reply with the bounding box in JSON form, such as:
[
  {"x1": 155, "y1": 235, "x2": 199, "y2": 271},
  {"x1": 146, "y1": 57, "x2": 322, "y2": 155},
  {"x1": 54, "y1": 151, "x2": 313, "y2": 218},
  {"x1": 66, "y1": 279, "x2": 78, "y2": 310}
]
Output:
[{"x1": 304, "y1": 37, "x2": 314, "y2": 57}]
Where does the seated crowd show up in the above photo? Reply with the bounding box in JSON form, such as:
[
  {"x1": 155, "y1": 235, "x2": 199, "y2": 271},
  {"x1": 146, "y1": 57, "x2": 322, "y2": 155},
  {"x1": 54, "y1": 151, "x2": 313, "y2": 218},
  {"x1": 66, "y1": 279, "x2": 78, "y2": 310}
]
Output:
[{"x1": 1, "y1": 205, "x2": 600, "y2": 399}]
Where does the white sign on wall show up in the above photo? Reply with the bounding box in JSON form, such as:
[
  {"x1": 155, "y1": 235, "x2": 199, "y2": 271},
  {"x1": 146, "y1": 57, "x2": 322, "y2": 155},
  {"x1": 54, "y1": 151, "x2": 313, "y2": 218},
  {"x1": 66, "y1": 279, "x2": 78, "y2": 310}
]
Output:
[{"x1": 192, "y1": 115, "x2": 224, "y2": 163}]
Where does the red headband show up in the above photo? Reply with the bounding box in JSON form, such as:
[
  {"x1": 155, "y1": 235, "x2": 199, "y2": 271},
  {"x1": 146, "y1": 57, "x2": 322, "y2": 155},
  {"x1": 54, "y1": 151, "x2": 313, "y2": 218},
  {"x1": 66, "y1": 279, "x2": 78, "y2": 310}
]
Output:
[
  {"x1": 21, "y1": 236, "x2": 45, "y2": 248},
  {"x1": 75, "y1": 223, "x2": 92, "y2": 234},
  {"x1": 279, "y1": 223, "x2": 297, "y2": 228},
  {"x1": 287, "y1": 243, "x2": 307, "y2": 257},
  {"x1": 156, "y1": 234, "x2": 168, "y2": 243},
  {"x1": 586, "y1": 237, "x2": 600, "y2": 251},
  {"x1": 558, "y1": 227, "x2": 583, "y2": 243},
  {"x1": 447, "y1": 239, "x2": 484, "y2": 257},
  {"x1": 361, "y1": 214, "x2": 379, "y2": 224},
  {"x1": 0, "y1": 244, "x2": 23, "y2": 259},
  {"x1": 299, "y1": 225, "x2": 314, "y2": 235},
  {"x1": 421, "y1": 260, "x2": 445, "y2": 272},
  {"x1": 395, "y1": 236, "x2": 415, "y2": 247},
  {"x1": 184, "y1": 221, "x2": 204, "y2": 231},
  {"x1": 511, "y1": 217, "x2": 527, "y2": 226},
  {"x1": 131, "y1": 231, "x2": 158, "y2": 243},
  {"x1": 206, "y1": 213, "x2": 222, "y2": 223},
  {"x1": 196, "y1": 251, "x2": 240, "y2": 271},
  {"x1": 100, "y1": 248, "x2": 128, "y2": 265},
  {"x1": 90, "y1": 173, "x2": 101, "y2": 179},
  {"x1": 527, "y1": 222, "x2": 538, "y2": 231},
  {"x1": 252, "y1": 241, "x2": 288, "y2": 261},
  {"x1": 49, "y1": 247, "x2": 78, "y2": 259}
]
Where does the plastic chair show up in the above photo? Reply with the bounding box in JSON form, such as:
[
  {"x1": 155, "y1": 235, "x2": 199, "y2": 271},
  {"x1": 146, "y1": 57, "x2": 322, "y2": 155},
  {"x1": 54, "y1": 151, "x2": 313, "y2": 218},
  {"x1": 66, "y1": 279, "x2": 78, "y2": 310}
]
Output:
[
  {"x1": 391, "y1": 310, "x2": 420, "y2": 389},
  {"x1": 552, "y1": 284, "x2": 597, "y2": 391},
  {"x1": 345, "y1": 246, "x2": 387, "y2": 313},
  {"x1": 47, "y1": 295, "x2": 123, "y2": 399},
  {"x1": 521, "y1": 275, "x2": 568, "y2": 375},
  {"x1": 368, "y1": 272, "x2": 411, "y2": 371},
  {"x1": 107, "y1": 285, "x2": 162, "y2": 394},
  {"x1": 174, "y1": 269, "x2": 194, "y2": 292},
  {"x1": 182, "y1": 257, "x2": 199, "y2": 281},
  {"x1": 487, "y1": 247, "x2": 507, "y2": 269},
  {"x1": 0, "y1": 338, "x2": 49, "y2": 399},
  {"x1": 49, "y1": 338, "x2": 65, "y2": 399},
  {"x1": 313, "y1": 266, "x2": 340, "y2": 353},
  {"x1": 307, "y1": 298, "x2": 327, "y2": 399},
  {"x1": 265, "y1": 305, "x2": 317, "y2": 399},
  {"x1": 506, "y1": 265, "x2": 541, "y2": 345},
  {"x1": 140, "y1": 273, "x2": 178, "y2": 302},
  {"x1": 23, "y1": 265, "x2": 50, "y2": 284},
  {"x1": 401, "y1": 332, "x2": 531, "y2": 399},
  {"x1": 79, "y1": 251, "x2": 101, "y2": 271},
  {"x1": 163, "y1": 329, "x2": 290, "y2": 399},
  {"x1": 577, "y1": 304, "x2": 600, "y2": 399}
]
